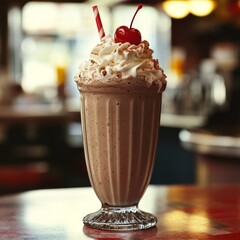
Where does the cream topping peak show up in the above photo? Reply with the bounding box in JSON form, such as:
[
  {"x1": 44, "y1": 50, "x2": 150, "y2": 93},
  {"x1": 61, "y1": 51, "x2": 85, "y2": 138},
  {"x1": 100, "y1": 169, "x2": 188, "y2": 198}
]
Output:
[{"x1": 75, "y1": 35, "x2": 166, "y2": 90}]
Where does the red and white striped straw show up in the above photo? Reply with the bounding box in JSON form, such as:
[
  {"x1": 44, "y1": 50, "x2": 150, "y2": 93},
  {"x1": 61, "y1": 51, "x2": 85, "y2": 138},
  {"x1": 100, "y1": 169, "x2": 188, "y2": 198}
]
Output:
[{"x1": 92, "y1": 5, "x2": 105, "y2": 40}]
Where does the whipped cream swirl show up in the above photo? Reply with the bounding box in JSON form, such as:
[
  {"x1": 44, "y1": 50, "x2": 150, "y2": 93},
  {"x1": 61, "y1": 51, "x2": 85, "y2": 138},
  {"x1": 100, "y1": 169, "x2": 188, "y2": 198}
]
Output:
[{"x1": 75, "y1": 35, "x2": 166, "y2": 89}]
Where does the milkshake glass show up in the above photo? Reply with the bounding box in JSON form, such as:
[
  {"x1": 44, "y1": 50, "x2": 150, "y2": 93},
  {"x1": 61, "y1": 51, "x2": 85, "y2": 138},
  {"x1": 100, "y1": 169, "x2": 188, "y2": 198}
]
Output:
[{"x1": 75, "y1": 36, "x2": 166, "y2": 231}]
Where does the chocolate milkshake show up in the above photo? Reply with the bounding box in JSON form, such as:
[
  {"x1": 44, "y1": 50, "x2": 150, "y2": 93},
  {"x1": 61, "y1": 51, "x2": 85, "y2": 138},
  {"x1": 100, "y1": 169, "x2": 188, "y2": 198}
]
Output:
[
  {"x1": 75, "y1": 6, "x2": 166, "y2": 231},
  {"x1": 80, "y1": 79, "x2": 161, "y2": 207}
]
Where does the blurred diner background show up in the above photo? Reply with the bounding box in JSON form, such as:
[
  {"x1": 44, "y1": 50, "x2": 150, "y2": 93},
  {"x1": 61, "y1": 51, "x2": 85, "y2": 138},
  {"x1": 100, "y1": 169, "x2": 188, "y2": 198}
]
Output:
[{"x1": 0, "y1": 0, "x2": 240, "y2": 195}]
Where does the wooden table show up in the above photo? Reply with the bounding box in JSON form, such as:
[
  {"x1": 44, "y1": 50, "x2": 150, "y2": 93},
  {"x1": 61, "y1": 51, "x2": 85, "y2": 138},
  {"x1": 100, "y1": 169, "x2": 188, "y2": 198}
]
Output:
[{"x1": 0, "y1": 184, "x2": 239, "y2": 239}]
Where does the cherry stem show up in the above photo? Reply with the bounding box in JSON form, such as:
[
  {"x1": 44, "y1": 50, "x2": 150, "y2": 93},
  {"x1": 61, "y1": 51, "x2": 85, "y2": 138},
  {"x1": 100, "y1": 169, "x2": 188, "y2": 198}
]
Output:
[{"x1": 130, "y1": 4, "x2": 143, "y2": 29}]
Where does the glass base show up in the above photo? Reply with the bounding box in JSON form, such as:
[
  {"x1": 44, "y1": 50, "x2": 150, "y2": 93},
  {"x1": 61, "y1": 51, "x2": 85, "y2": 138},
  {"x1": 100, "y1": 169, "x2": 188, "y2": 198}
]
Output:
[{"x1": 83, "y1": 204, "x2": 157, "y2": 231}]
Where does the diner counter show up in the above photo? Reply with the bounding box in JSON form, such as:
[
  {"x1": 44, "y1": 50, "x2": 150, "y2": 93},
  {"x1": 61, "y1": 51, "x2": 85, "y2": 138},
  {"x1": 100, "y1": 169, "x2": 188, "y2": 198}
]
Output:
[
  {"x1": 179, "y1": 128, "x2": 240, "y2": 157},
  {"x1": 0, "y1": 184, "x2": 239, "y2": 239},
  {"x1": 0, "y1": 103, "x2": 78, "y2": 124},
  {"x1": 0, "y1": 100, "x2": 205, "y2": 129}
]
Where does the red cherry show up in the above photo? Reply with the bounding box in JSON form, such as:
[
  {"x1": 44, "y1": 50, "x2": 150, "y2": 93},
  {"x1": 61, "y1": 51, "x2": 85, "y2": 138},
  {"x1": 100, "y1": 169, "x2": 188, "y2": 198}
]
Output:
[
  {"x1": 114, "y1": 26, "x2": 141, "y2": 45},
  {"x1": 114, "y1": 4, "x2": 143, "y2": 45}
]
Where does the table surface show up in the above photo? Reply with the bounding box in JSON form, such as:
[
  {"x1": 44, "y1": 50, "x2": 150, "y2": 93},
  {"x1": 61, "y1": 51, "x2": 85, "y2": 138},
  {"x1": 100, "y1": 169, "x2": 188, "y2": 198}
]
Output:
[{"x1": 0, "y1": 184, "x2": 239, "y2": 239}]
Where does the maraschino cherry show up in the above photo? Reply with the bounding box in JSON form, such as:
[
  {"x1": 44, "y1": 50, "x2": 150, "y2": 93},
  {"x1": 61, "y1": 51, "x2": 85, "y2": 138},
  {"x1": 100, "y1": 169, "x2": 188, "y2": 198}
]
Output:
[{"x1": 114, "y1": 4, "x2": 143, "y2": 45}]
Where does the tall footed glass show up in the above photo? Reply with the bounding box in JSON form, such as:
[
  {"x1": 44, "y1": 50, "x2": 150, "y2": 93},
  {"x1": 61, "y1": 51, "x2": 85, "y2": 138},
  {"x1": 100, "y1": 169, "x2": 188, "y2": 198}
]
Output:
[{"x1": 80, "y1": 78, "x2": 163, "y2": 231}]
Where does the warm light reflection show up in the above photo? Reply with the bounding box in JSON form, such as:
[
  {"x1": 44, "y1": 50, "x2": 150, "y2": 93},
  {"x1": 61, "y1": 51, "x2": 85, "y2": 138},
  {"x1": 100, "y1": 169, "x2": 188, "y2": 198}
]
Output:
[
  {"x1": 162, "y1": 210, "x2": 210, "y2": 233},
  {"x1": 162, "y1": 1, "x2": 189, "y2": 19},
  {"x1": 189, "y1": 0, "x2": 216, "y2": 17},
  {"x1": 20, "y1": 188, "x2": 100, "y2": 239},
  {"x1": 161, "y1": 0, "x2": 216, "y2": 19}
]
